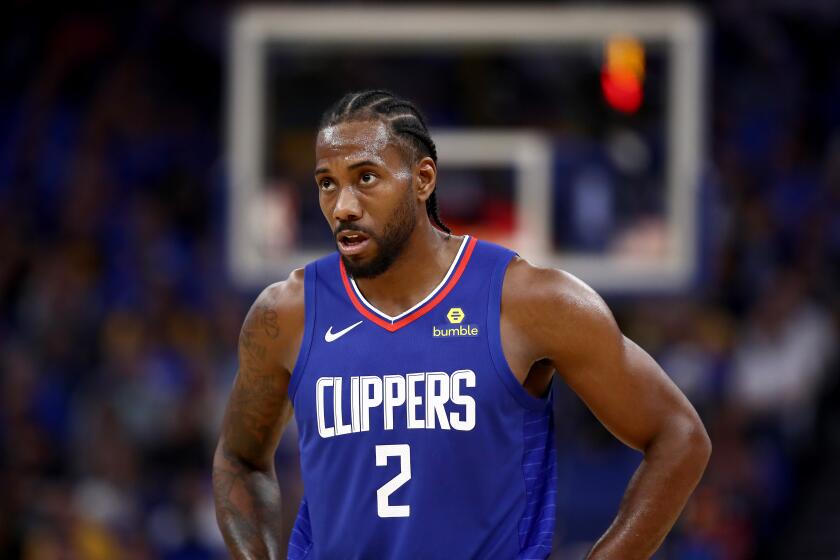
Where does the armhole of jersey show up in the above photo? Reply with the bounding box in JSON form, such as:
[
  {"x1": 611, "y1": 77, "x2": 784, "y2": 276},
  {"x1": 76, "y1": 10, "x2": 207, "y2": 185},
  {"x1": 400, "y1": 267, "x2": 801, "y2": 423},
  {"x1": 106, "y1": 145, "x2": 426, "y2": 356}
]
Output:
[
  {"x1": 486, "y1": 253, "x2": 550, "y2": 411},
  {"x1": 288, "y1": 262, "x2": 317, "y2": 402}
]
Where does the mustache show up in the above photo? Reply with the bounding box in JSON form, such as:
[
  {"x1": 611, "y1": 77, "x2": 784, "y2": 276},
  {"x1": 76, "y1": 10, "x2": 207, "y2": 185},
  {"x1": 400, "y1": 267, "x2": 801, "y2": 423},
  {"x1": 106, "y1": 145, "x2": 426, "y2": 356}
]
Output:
[{"x1": 334, "y1": 222, "x2": 376, "y2": 240}]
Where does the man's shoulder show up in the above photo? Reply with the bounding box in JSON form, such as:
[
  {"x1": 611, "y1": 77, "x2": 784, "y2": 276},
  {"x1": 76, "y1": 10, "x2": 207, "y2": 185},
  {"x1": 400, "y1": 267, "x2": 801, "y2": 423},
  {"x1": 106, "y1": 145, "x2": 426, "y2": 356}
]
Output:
[
  {"x1": 256, "y1": 268, "x2": 306, "y2": 314},
  {"x1": 500, "y1": 256, "x2": 615, "y2": 339},
  {"x1": 240, "y1": 268, "x2": 307, "y2": 373},
  {"x1": 502, "y1": 256, "x2": 599, "y2": 308},
  {"x1": 245, "y1": 269, "x2": 306, "y2": 342}
]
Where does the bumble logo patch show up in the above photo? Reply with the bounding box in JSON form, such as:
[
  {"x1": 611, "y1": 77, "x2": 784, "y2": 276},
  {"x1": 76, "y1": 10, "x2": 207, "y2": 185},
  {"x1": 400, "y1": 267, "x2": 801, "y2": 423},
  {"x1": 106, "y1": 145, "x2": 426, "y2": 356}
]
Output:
[
  {"x1": 434, "y1": 308, "x2": 479, "y2": 338},
  {"x1": 447, "y1": 307, "x2": 465, "y2": 324}
]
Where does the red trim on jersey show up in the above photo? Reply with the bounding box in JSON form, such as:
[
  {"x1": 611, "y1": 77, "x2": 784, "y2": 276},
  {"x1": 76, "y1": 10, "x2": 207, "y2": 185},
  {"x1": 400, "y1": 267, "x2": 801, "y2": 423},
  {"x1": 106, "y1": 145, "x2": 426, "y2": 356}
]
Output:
[{"x1": 339, "y1": 236, "x2": 478, "y2": 333}]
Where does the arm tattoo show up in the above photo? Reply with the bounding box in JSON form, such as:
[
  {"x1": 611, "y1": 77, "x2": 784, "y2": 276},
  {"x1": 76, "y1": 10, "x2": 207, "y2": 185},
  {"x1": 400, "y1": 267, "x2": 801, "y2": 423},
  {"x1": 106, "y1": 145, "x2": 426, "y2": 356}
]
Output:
[
  {"x1": 214, "y1": 296, "x2": 292, "y2": 559},
  {"x1": 261, "y1": 309, "x2": 280, "y2": 339},
  {"x1": 213, "y1": 447, "x2": 283, "y2": 559},
  {"x1": 229, "y1": 323, "x2": 285, "y2": 450}
]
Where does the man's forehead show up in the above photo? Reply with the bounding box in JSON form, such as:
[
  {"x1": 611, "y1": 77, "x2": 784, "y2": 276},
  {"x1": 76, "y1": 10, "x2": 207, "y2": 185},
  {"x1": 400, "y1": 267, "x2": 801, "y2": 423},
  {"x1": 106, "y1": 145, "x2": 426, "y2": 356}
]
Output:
[
  {"x1": 318, "y1": 120, "x2": 390, "y2": 152},
  {"x1": 315, "y1": 120, "x2": 401, "y2": 165}
]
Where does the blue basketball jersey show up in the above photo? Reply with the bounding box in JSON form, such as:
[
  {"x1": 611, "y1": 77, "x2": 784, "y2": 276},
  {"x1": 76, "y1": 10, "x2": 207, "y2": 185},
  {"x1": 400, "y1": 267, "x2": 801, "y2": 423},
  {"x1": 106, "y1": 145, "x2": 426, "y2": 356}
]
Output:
[{"x1": 287, "y1": 237, "x2": 557, "y2": 560}]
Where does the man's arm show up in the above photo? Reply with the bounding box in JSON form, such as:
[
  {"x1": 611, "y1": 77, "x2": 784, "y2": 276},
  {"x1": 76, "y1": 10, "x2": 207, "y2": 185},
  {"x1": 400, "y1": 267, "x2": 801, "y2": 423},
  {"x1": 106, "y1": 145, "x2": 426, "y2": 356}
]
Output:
[
  {"x1": 502, "y1": 259, "x2": 711, "y2": 560},
  {"x1": 213, "y1": 270, "x2": 304, "y2": 560}
]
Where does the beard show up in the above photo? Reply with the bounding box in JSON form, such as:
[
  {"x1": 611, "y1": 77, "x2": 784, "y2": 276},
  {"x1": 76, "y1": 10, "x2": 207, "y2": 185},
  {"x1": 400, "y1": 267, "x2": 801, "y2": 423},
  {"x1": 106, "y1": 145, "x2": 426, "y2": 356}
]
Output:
[{"x1": 338, "y1": 188, "x2": 417, "y2": 279}]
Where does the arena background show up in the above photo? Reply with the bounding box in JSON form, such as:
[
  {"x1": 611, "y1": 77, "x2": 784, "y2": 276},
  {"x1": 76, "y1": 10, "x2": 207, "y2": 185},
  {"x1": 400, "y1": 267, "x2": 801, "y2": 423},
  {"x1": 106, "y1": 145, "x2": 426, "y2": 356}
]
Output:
[{"x1": 1, "y1": 2, "x2": 838, "y2": 559}]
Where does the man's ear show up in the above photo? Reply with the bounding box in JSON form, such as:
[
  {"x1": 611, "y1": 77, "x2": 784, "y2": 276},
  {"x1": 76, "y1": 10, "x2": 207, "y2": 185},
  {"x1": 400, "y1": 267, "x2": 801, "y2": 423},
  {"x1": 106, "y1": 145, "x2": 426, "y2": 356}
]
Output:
[{"x1": 415, "y1": 156, "x2": 437, "y2": 202}]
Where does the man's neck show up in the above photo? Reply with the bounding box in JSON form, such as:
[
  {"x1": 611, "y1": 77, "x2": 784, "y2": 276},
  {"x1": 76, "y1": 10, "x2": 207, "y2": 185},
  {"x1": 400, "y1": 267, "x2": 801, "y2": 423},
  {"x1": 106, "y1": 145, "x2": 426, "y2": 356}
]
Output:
[{"x1": 353, "y1": 222, "x2": 461, "y2": 317}]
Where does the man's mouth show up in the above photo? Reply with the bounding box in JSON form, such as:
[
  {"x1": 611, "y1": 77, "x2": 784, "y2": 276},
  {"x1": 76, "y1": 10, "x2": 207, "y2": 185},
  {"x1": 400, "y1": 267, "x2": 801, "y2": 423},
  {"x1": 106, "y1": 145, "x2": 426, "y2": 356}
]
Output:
[{"x1": 336, "y1": 230, "x2": 372, "y2": 256}]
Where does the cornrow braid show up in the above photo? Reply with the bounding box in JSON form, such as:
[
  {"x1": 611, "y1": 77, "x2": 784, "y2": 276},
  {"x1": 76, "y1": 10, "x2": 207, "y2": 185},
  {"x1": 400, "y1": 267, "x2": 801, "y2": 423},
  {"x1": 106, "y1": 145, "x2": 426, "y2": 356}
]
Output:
[{"x1": 319, "y1": 90, "x2": 451, "y2": 235}]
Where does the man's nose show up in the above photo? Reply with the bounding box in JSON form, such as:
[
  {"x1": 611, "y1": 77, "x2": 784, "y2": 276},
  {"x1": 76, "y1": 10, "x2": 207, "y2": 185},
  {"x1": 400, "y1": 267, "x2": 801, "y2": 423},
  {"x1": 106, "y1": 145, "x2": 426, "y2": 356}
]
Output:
[{"x1": 332, "y1": 185, "x2": 363, "y2": 222}]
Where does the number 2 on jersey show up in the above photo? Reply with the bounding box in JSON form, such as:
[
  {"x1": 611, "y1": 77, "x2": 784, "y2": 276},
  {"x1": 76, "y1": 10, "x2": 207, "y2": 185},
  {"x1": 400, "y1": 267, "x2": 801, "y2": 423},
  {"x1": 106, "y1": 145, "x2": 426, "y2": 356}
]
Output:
[{"x1": 375, "y1": 444, "x2": 411, "y2": 518}]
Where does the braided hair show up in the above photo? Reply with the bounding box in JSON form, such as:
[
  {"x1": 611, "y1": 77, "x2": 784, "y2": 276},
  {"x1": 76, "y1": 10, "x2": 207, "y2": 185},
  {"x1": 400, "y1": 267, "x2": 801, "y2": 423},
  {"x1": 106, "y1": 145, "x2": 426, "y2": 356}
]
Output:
[{"x1": 319, "y1": 90, "x2": 451, "y2": 234}]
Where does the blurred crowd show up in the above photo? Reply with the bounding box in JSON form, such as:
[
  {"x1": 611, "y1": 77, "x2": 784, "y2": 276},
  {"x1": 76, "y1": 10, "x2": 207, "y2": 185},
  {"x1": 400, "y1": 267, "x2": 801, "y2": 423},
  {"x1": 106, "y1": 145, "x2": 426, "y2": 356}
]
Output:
[{"x1": 1, "y1": 3, "x2": 838, "y2": 560}]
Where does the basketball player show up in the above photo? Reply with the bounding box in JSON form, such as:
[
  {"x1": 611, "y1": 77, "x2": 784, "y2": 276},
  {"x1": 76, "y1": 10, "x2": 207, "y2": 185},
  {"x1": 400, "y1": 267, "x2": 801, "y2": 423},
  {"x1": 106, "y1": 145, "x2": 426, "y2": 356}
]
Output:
[{"x1": 213, "y1": 91, "x2": 711, "y2": 559}]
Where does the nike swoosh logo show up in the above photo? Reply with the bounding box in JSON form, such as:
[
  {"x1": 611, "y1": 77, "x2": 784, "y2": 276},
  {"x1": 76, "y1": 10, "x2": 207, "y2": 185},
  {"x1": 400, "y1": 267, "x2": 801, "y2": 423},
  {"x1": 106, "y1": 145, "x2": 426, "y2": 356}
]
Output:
[{"x1": 324, "y1": 321, "x2": 364, "y2": 342}]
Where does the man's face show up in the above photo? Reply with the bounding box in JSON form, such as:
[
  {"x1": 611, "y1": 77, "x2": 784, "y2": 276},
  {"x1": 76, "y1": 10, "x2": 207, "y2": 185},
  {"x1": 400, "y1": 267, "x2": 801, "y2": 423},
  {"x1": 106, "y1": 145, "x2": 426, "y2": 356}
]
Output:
[{"x1": 314, "y1": 119, "x2": 419, "y2": 278}]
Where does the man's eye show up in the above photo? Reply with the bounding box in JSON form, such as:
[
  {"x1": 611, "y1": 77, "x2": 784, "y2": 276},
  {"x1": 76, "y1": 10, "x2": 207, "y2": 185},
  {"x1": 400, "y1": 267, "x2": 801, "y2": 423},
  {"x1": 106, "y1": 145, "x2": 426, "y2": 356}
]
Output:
[
  {"x1": 319, "y1": 179, "x2": 334, "y2": 190},
  {"x1": 360, "y1": 173, "x2": 375, "y2": 184}
]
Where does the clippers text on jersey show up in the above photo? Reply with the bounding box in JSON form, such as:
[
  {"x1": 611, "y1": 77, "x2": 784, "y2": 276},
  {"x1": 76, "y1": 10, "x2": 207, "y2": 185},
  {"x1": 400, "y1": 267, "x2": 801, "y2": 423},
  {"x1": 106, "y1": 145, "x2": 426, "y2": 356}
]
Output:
[{"x1": 315, "y1": 369, "x2": 477, "y2": 438}]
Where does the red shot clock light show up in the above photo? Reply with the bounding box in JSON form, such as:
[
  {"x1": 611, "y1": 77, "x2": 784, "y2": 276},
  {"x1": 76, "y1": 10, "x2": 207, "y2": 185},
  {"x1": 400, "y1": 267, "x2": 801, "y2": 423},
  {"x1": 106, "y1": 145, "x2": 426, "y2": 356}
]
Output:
[{"x1": 601, "y1": 37, "x2": 646, "y2": 114}]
